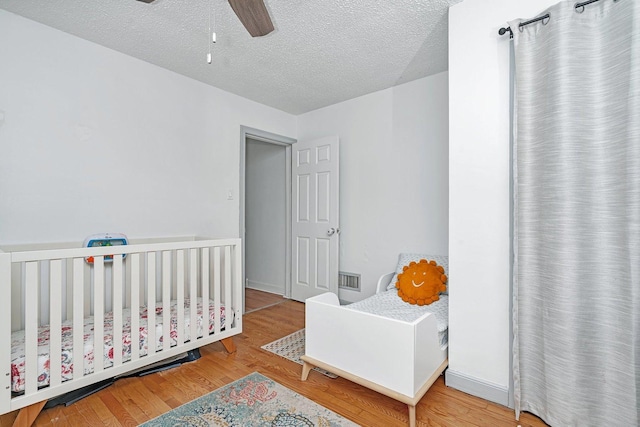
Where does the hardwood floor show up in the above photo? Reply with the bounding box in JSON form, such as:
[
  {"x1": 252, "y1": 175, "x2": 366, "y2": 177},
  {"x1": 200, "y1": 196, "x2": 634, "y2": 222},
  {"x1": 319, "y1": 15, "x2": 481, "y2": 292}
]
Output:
[
  {"x1": 1, "y1": 301, "x2": 548, "y2": 427},
  {"x1": 245, "y1": 287, "x2": 286, "y2": 312}
]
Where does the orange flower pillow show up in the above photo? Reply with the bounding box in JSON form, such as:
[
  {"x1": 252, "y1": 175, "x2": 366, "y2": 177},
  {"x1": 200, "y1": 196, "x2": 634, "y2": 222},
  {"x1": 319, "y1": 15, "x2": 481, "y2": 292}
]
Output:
[{"x1": 396, "y1": 259, "x2": 447, "y2": 306}]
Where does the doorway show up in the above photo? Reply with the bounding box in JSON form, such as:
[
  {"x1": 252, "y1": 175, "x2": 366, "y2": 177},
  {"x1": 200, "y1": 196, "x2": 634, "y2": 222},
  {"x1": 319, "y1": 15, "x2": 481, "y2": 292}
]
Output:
[{"x1": 239, "y1": 127, "x2": 295, "y2": 313}]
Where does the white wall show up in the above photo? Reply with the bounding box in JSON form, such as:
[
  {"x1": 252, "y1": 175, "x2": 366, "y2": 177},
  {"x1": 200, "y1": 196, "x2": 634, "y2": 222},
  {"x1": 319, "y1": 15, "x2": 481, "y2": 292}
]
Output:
[
  {"x1": 448, "y1": 0, "x2": 562, "y2": 404},
  {"x1": 0, "y1": 10, "x2": 296, "y2": 245},
  {"x1": 298, "y1": 73, "x2": 449, "y2": 302},
  {"x1": 245, "y1": 139, "x2": 286, "y2": 294}
]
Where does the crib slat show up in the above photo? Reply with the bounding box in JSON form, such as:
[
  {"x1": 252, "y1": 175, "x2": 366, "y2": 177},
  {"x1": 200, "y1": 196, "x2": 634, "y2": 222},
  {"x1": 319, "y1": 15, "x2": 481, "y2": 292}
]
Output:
[
  {"x1": 84, "y1": 260, "x2": 91, "y2": 317},
  {"x1": 139, "y1": 254, "x2": 145, "y2": 318},
  {"x1": 224, "y1": 246, "x2": 232, "y2": 332},
  {"x1": 24, "y1": 261, "x2": 39, "y2": 395},
  {"x1": 39, "y1": 261, "x2": 50, "y2": 328},
  {"x1": 224, "y1": 246, "x2": 233, "y2": 331},
  {"x1": 162, "y1": 251, "x2": 171, "y2": 352},
  {"x1": 94, "y1": 257, "x2": 105, "y2": 373},
  {"x1": 112, "y1": 255, "x2": 123, "y2": 368},
  {"x1": 11, "y1": 263, "x2": 22, "y2": 335},
  {"x1": 146, "y1": 253, "x2": 156, "y2": 357},
  {"x1": 176, "y1": 250, "x2": 185, "y2": 346},
  {"x1": 189, "y1": 249, "x2": 198, "y2": 343},
  {"x1": 171, "y1": 251, "x2": 177, "y2": 302},
  {"x1": 0, "y1": 251, "x2": 10, "y2": 413},
  {"x1": 49, "y1": 260, "x2": 63, "y2": 387},
  {"x1": 73, "y1": 258, "x2": 84, "y2": 380},
  {"x1": 0, "y1": 253, "x2": 11, "y2": 414},
  {"x1": 130, "y1": 253, "x2": 140, "y2": 362},
  {"x1": 201, "y1": 248, "x2": 210, "y2": 338},
  {"x1": 233, "y1": 244, "x2": 242, "y2": 332},
  {"x1": 213, "y1": 247, "x2": 221, "y2": 335},
  {"x1": 65, "y1": 259, "x2": 73, "y2": 321}
]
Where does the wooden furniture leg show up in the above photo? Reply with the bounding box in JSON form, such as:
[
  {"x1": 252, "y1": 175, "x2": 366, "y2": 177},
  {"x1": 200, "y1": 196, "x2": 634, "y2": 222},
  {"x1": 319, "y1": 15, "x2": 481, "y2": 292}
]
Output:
[
  {"x1": 13, "y1": 400, "x2": 46, "y2": 427},
  {"x1": 301, "y1": 361, "x2": 313, "y2": 381},
  {"x1": 220, "y1": 337, "x2": 236, "y2": 353},
  {"x1": 408, "y1": 404, "x2": 416, "y2": 427}
]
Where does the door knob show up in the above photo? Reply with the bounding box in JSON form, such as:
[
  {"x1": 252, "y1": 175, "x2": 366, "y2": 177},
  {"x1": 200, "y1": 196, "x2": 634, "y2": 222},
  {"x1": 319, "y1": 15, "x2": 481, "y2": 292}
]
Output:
[{"x1": 327, "y1": 228, "x2": 336, "y2": 236}]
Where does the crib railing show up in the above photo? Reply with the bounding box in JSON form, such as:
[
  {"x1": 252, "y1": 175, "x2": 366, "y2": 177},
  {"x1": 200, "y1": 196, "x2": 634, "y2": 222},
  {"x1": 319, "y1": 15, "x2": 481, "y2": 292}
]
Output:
[{"x1": 0, "y1": 238, "x2": 242, "y2": 415}]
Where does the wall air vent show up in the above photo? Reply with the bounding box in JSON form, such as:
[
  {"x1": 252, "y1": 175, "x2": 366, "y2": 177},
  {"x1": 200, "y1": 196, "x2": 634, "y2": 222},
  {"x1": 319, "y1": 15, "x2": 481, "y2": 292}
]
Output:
[{"x1": 338, "y1": 271, "x2": 361, "y2": 291}]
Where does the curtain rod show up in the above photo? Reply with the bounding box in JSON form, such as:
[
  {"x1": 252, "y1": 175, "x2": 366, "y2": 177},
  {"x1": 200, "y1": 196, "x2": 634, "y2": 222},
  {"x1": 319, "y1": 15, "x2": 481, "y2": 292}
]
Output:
[{"x1": 498, "y1": 0, "x2": 604, "y2": 38}]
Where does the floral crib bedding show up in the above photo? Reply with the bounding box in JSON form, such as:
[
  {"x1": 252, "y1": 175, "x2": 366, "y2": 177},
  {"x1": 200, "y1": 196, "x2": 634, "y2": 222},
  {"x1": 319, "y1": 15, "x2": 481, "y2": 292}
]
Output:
[{"x1": 11, "y1": 297, "x2": 230, "y2": 393}]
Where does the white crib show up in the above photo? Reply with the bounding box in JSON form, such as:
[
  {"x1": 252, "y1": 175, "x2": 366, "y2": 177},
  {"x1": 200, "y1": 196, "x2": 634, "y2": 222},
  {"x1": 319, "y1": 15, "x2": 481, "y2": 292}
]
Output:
[{"x1": 0, "y1": 236, "x2": 242, "y2": 425}]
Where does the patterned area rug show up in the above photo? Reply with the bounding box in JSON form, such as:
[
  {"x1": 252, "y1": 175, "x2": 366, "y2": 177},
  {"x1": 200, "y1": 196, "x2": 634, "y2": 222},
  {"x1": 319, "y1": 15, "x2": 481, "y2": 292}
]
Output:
[
  {"x1": 140, "y1": 372, "x2": 356, "y2": 426},
  {"x1": 261, "y1": 329, "x2": 338, "y2": 379}
]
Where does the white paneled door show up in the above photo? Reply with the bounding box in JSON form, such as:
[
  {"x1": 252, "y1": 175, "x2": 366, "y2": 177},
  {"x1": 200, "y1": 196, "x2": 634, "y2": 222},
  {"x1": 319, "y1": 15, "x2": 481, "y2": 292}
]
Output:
[{"x1": 291, "y1": 136, "x2": 339, "y2": 302}]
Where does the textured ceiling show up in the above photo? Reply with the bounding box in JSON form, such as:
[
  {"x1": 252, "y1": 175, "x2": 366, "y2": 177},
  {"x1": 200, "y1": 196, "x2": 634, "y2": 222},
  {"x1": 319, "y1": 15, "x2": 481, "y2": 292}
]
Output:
[{"x1": 0, "y1": 0, "x2": 462, "y2": 114}]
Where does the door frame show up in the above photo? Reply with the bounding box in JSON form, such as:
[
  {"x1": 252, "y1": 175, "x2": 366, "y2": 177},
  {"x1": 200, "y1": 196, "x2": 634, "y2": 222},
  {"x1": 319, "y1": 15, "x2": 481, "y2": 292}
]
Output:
[{"x1": 239, "y1": 126, "x2": 296, "y2": 312}]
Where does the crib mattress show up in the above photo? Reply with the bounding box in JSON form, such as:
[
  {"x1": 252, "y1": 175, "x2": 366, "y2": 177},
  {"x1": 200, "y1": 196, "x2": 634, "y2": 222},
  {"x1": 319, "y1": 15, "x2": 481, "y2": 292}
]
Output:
[
  {"x1": 345, "y1": 290, "x2": 448, "y2": 348},
  {"x1": 10, "y1": 297, "x2": 230, "y2": 393}
]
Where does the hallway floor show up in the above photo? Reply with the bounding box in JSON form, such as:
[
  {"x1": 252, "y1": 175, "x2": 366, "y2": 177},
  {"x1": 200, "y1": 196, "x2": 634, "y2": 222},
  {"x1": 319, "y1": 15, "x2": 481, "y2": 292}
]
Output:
[{"x1": 245, "y1": 288, "x2": 287, "y2": 313}]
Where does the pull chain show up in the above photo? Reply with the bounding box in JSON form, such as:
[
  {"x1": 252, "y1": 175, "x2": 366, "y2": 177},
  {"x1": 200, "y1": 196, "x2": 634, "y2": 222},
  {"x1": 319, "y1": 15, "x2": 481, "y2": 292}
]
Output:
[{"x1": 207, "y1": 0, "x2": 216, "y2": 63}]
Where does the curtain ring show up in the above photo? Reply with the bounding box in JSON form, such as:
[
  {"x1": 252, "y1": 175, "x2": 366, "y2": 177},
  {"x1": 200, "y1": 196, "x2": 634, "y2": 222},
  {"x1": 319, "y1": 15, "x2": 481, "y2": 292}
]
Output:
[
  {"x1": 575, "y1": 3, "x2": 585, "y2": 13},
  {"x1": 542, "y1": 14, "x2": 551, "y2": 25}
]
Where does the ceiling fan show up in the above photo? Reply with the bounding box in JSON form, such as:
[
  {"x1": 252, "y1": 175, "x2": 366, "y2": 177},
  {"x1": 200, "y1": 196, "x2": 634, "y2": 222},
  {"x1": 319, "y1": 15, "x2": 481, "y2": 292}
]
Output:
[
  {"x1": 136, "y1": 0, "x2": 274, "y2": 37},
  {"x1": 228, "y1": 0, "x2": 274, "y2": 37}
]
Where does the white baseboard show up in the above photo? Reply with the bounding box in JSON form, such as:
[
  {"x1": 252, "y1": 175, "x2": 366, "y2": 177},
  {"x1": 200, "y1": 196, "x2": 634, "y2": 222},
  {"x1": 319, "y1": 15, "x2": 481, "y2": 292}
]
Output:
[
  {"x1": 445, "y1": 369, "x2": 510, "y2": 408},
  {"x1": 246, "y1": 279, "x2": 284, "y2": 295}
]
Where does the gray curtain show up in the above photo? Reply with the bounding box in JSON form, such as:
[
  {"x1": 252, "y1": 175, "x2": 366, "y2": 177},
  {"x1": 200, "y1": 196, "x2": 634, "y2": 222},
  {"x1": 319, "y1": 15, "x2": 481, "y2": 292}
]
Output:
[{"x1": 511, "y1": 0, "x2": 639, "y2": 426}]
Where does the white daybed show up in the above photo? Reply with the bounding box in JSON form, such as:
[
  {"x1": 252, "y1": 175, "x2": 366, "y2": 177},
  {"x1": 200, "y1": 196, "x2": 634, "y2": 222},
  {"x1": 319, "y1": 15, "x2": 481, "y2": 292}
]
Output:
[
  {"x1": 0, "y1": 237, "x2": 242, "y2": 426},
  {"x1": 301, "y1": 255, "x2": 448, "y2": 427}
]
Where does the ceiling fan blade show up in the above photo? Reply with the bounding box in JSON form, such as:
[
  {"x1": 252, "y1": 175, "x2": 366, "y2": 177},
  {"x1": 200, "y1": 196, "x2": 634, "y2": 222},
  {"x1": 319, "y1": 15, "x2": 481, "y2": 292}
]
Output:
[{"x1": 228, "y1": 0, "x2": 274, "y2": 37}]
